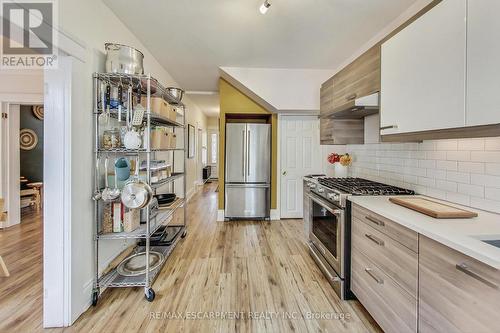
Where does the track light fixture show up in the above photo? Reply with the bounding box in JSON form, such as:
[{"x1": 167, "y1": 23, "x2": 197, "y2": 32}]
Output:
[{"x1": 259, "y1": 0, "x2": 271, "y2": 14}]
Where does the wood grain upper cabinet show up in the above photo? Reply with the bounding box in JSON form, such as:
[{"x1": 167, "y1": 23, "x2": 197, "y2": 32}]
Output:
[
  {"x1": 419, "y1": 235, "x2": 500, "y2": 332},
  {"x1": 380, "y1": 0, "x2": 467, "y2": 135},
  {"x1": 320, "y1": 76, "x2": 335, "y2": 116},
  {"x1": 466, "y1": 0, "x2": 500, "y2": 126},
  {"x1": 331, "y1": 46, "x2": 380, "y2": 114},
  {"x1": 320, "y1": 46, "x2": 380, "y2": 118}
]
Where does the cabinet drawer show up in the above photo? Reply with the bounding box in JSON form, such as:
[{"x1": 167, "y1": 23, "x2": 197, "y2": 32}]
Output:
[
  {"x1": 351, "y1": 247, "x2": 417, "y2": 333},
  {"x1": 419, "y1": 235, "x2": 500, "y2": 333},
  {"x1": 352, "y1": 217, "x2": 417, "y2": 297},
  {"x1": 352, "y1": 203, "x2": 418, "y2": 252}
]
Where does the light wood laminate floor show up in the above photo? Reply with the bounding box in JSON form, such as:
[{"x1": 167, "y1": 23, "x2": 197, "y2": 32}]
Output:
[{"x1": 0, "y1": 182, "x2": 381, "y2": 332}]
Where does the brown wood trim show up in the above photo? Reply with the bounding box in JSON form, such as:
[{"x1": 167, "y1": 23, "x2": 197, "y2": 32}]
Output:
[{"x1": 381, "y1": 124, "x2": 500, "y2": 142}]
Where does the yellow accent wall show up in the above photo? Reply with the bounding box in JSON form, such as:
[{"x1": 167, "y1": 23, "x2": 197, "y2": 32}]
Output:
[{"x1": 218, "y1": 78, "x2": 278, "y2": 211}]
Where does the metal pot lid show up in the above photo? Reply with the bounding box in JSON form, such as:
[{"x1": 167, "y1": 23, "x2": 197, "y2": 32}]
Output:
[
  {"x1": 117, "y1": 251, "x2": 165, "y2": 277},
  {"x1": 121, "y1": 182, "x2": 150, "y2": 209}
]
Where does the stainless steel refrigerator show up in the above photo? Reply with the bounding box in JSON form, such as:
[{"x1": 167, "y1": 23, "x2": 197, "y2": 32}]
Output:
[{"x1": 225, "y1": 123, "x2": 271, "y2": 219}]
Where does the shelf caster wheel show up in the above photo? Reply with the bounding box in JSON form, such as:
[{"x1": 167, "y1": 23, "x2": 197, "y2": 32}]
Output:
[
  {"x1": 92, "y1": 290, "x2": 99, "y2": 307},
  {"x1": 181, "y1": 230, "x2": 187, "y2": 238},
  {"x1": 145, "y1": 288, "x2": 155, "y2": 302}
]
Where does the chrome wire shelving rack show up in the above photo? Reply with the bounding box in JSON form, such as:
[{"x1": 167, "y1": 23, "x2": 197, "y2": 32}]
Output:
[{"x1": 91, "y1": 72, "x2": 187, "y2": 304}]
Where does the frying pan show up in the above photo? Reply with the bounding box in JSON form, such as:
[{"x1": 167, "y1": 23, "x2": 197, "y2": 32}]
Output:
[
  {"x1": 155, "y1": 193, "x2": 176, "y2": 205},
  {"x1": 121, "y1": 156, "x2": 153, "y2": 209}
]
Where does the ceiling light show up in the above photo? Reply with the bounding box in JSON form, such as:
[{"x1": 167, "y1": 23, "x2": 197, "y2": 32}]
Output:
[{"x1": 259, "y1": 0, "x2": 271, "y2": 14}]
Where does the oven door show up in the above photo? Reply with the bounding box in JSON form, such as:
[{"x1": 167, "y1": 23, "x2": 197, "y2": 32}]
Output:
[{"x1": 308, "y1": 193, "x2": 344, "y2": 278}]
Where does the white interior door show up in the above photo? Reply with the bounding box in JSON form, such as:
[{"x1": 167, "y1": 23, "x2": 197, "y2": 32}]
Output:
[{"x1": 280, "y1": 116, "x2": 321, "y2": 219}]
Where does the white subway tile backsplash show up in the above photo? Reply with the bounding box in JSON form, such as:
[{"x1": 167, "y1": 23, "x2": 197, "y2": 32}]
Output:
[
  {"x1": 426, "y1": 188, "x2": 446, "y2": 200},
  {"x1": 458, "y1": 139, "x2": 484, "y2": 151},
  {"x1": 436, "y1": 160, "x2": 458, "y2": 171},
  {"x1": 458, "y1": 162, "x2": 485, "y2": 174},
  {"x1": 426, "y1": 151, "x2": 447, "y2": 160},
  {"x1": 485, "y1": 138, "x2": 500, "y2": 151},
  {"x1": 435, "y1": 180, "x2": 458, "y2": 192},
  {"x1": 418, "y1": 177, "x2": 436, "y2": 187},
  {"x1": 419, "y1": 141, "x2": 435, "y2": 151},
  {"x1": 471, "y1": 151, "x2": 500, "y2": 163},
  {"x1": 446, "y1": 151, "x2": 470, "y2": 161},
  {"x1": 458, "y1": 183, "x2": 484, "y2": 198},
  {"x1": 446, "y1": 171, "x2": 470, "y2": 184},
  {"x1": 485, "y1": 163, "x2": 500, "y2": 176},
  {"x1": 329, "y1": 137, "x2": 500, "y2": 213},
  {"x1": 436, "y1": 140, "x2": 458, "y2": 151},
  {"x1": 470, "y1": 174, "x2": 500, "y2": 188},
  {"x1": 485, "y1": 188, "x2": 500, "y2": 201},
  {"x1": 419, "y1": 159, "x2": 436, "y2": 169},
  {"x1": 426, "y1": 168, "x2": 446, "y2": 180},
  {"x1": 445, "y1": 192, "x2": 470, "y2": 206}
]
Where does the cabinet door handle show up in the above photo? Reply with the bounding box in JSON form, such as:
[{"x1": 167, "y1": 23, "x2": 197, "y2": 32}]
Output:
[
  {"x1": 365, "y1": 268, "x2": 384, "y2": 284},
  {"x1": 456, "y1": 263, "x2": 499, "y2": 290},
  {"x1": 365, "y1": 215, "x2": 385, "y2": 227},
  {"x1": 346, "y1": 93, "x2": 357, "y2": 101},
  {"x1": 365, "y1": 234, "x2": 384, "y2": 246},
  {"x1": 380, "y1": 125, "x2": 398, "y2": 130}
]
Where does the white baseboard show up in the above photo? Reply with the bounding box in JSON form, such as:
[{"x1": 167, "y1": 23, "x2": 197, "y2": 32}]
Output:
[
  {"x1": 270, "y1": 209, "x2": 280, "y2": 221},
  {"x1": 217, "y1": 210, "x2": 225, "y2": 222}
]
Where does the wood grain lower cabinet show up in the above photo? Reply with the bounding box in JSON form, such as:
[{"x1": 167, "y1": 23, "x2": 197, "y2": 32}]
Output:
[
  {"x1": 419, "y1": 235, "x2": 500, "y2": 333},
  {"x1": 352, "y1": 203, "x2": 418, "y2": 252},
  {"x1": 351, "y1": 205, "x2": 418, "y2": 333},
  {"x1": 352, "y1": 217, "x2": 418, "y2": 297},
  {"x1": 351, "y1": 248, "x2": 417, "y2": 333}
]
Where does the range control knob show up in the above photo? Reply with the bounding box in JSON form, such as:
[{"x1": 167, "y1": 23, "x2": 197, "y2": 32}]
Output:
[
  {"x1": 318, "y1": 188, "x2": 325, "y2": 193},
  {"x1": 327, "y1": 193, "x2": 339, "y2": 201},
  {"x1": 308, "y1": 183, "x2": 316, "y2": 189}
]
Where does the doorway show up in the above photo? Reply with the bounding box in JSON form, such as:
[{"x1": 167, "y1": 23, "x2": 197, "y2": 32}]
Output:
[
  {"x1": 19, "y1": 105, "x2": 44, "y2": 221},
  {"x1": 279, "y1": 115, "x2": 322, "y2": 219},
  {"x1": 207, "y1": 129, "x2": 219, "y2": 180}
]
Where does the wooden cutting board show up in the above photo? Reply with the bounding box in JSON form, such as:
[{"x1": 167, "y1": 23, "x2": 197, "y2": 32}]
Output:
[{"x1": 389, "y1": 197, "x2": 478, "y2": 219}]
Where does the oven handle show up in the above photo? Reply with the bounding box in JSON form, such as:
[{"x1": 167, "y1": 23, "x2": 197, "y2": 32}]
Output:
[
  {"x1": 308, "y1": 242, "x2": 340, "y2": 282},
  {"x1": 308, "y1": 193, "x2": 343, "y2": 216}
]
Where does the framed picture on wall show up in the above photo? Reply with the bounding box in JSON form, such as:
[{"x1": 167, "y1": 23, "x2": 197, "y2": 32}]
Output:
[{"x1": 188, "y1": 124, "x2": 195, "y2": 159}]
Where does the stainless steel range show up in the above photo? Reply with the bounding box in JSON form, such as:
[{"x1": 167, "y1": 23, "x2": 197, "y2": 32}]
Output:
[{"x1": 303, "y1": 176, "x2": 414, "y2": 299}]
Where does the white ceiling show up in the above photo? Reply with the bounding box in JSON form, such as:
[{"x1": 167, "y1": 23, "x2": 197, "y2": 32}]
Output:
[{"x1": 104, "y1": 0, "x2": 419, "y2": 114}]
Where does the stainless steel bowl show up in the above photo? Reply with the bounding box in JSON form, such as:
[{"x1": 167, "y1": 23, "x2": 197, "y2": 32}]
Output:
[
  {"x1": 105, "y1": 43, "x2": 144, "y2": 75},
  {"x1": 166, "y1": 87, "x2": 184, "y2": 101}
]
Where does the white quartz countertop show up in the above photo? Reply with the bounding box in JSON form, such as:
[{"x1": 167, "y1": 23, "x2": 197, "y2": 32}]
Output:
[{"x1": 348, "y1": 195, "x2": 500, "y2": 269}]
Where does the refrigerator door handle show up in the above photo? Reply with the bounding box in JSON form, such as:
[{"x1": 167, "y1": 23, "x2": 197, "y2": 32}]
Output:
[
  {"x1": 247, "y1": 129, "x2": 251, "y2": 176},
  {"x1": 242, "y1": 129, "x2": 246, "y2": 177}
]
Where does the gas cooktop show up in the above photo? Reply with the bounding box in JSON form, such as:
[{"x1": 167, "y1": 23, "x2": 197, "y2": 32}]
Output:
[{"x1": 318, "y1": 177, "x2": 415, "y2": 196}]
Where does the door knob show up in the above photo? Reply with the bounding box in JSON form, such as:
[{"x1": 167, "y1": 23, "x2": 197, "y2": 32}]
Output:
[{"x1": 282, "y1": 171, "x2": 287, "y2": 175}]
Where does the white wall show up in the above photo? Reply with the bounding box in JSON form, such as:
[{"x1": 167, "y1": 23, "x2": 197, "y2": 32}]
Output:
[
  {"x1": 57, "y1": 0, "x2": 206, "y2": 323},
  {"x1": 220, "y1": 67, "x2": 333, "y2": 112}
]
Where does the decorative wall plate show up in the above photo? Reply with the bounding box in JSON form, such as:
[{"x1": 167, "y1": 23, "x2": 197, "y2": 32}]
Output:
[
  {"x1": 20, "y1": 129, "x2": 38, "y2": 150},
  {"x1": 32, "y1": 105, "x2": 44, "y2": 120}
]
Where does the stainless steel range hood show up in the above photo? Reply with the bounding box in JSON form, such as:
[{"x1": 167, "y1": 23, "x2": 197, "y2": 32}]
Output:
[{"x1": 324, "y1": 92, "x2": 380, "y2": 119}]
